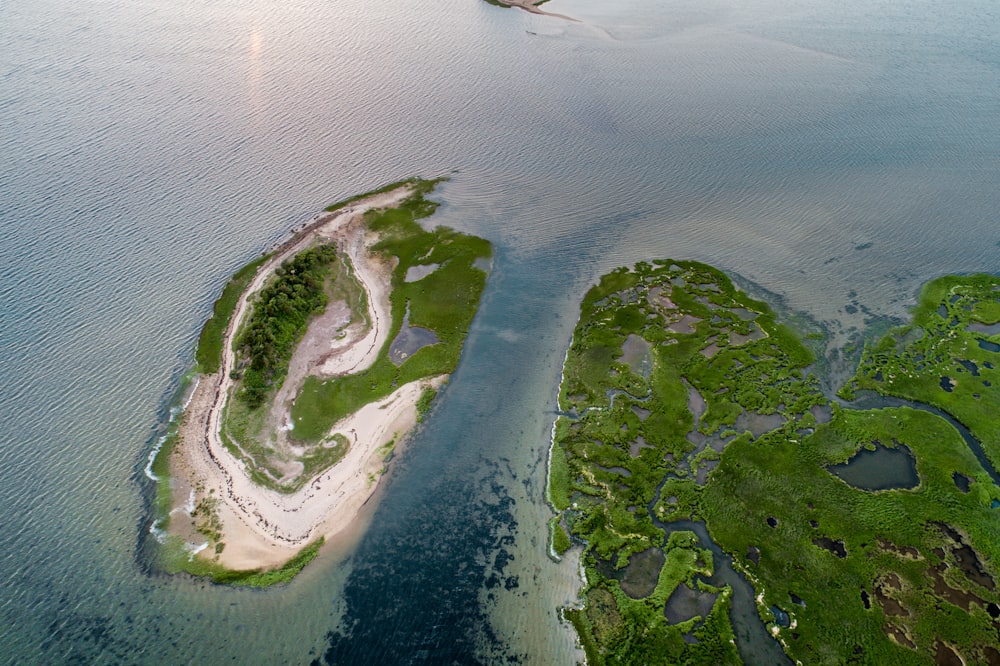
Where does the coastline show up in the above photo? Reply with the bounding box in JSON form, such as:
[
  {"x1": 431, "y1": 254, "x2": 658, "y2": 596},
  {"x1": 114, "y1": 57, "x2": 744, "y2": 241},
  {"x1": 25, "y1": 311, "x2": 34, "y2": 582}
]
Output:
[
  {"x1": 487, "y1": 0, "x2": 579, "y2": 22},
  {"x1": 153, "y1": 182, "x2": 452, "y2": 577}
]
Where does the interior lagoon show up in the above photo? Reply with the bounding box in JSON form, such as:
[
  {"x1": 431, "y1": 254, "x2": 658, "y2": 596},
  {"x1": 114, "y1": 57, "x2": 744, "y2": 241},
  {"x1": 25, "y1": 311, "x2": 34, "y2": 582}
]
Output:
[{"x1": 2, "y1": 0, "x2": 1000, "y2": 663}]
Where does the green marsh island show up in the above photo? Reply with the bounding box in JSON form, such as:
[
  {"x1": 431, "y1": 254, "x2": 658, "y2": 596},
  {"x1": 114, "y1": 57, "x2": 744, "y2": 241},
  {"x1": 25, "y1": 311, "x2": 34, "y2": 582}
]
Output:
[
  {"x1": 148, "y1": 179, "x2": 491, "y2": 585},
  {"x1": 549, "y1": 261, "x2": 1000, "y2": 664}
]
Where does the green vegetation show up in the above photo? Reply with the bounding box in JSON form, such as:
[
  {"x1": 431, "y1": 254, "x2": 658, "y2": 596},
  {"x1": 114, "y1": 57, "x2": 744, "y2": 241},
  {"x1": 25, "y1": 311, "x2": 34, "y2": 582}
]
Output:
[
  {"x1": 416, "y1": 387, "x2": 437, "y2": 422},
  {"x1": 845, "y1": 273, "x2": 1000, "y2": 470},
  {"x1": 159, "y1": 536, "x2": 325, "y2": 587},
  {"x1": 155, "y1": 178, "x2": 491, "y2": 586},
  {"x1": 211, "y1": 177, "x2": 488, "y2": 494},
  {"x1": 323, "y1": 177, "x2": 427, "y2": 213},
  {"x1": 196, "y1": 255, "x2": 270, "y2": 373},
  {"x1": 221, "y1": 249, "x2": 366, "y2": 492},
  {"x1": 549, "y1": 516, "x2": 572, "y2": 557},
  {"x1": 235, "y1": 244, "x2": 340, "y2": 408},
  {"x1": 703, "y1": 406, "x2": 1000, "y2": 664},
  {"x1": 551, "y1": 263, "x2": 1000, "y2": 664},
  {"x1": 291, "y1": 180, "x2": 491, "y2": 441}
]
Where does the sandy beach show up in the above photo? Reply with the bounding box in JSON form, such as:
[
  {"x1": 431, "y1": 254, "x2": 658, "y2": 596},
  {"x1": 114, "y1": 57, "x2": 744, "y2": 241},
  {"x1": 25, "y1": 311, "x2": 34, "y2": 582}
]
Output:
[
  {"x1": 496, "y1": 0, "x2": 578, "y2": 22},
  {"x1": 168, "y1": 184, "x2": 445, "y2": 570}
]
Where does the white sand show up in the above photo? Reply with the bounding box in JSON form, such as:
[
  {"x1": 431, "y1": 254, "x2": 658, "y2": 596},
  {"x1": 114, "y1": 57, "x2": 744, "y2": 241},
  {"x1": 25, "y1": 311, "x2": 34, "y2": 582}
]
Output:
[{"x1": 170, "y1": 185, "x2": 445, "y2": 570}]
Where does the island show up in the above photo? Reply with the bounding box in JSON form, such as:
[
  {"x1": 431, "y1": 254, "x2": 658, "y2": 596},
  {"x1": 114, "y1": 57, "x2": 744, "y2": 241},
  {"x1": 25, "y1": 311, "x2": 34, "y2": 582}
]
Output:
[
  {"x1": 549, "y1": 261, "x2": 1000, "y2": 664},
  {"x1": 147, "y1": 178, "x2": 491, "y2": 585},
  {"x1": 483, "y1": 0, "x2": 578, "y2": 22}
]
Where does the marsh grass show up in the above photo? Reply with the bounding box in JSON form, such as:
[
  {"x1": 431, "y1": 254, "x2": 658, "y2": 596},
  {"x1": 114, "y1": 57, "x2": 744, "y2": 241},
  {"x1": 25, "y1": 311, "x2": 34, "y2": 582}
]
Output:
[
  {"x1": 196, "y1": 255, "x2": 270, "y2": 373},
  {"x1": 550, "y1": 262, "x2": 1000, "y2": 664},
  {"x1": 160, "y1": 536, "x2": 325, "y2": 587},
  {"x1": 291, "y1": 183, "x2": 491, "y2": 441}
]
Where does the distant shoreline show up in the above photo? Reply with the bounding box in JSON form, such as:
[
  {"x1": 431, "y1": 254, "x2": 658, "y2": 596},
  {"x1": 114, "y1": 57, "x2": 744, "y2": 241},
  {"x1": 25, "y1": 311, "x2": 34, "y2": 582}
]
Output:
[{"x1": 486, "y1": 0, "x2": 579, "y2": 22}]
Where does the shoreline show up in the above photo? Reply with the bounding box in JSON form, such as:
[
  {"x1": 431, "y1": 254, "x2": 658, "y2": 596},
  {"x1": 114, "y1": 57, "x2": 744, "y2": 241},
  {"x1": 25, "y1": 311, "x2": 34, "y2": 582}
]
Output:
[
  {"x1": 158, "y1": 183, "x2": 442, "y2": 573},
  {"x1": 490, "y1": 0, "x2": 579, "y2": 22}
]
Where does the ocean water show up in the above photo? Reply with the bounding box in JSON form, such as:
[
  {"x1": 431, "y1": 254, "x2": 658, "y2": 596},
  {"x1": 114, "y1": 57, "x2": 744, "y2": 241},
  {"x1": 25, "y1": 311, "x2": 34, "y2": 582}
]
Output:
[{"x1": 1, "y1": 0, "x2": 999, "y2": 662}]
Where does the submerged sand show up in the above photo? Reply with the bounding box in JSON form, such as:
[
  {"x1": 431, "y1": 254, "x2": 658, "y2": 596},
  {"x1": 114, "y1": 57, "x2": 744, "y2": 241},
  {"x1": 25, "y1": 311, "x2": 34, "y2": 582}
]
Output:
[{"x1": 169, "y1": 185, "x2": 444, "y2": 570}]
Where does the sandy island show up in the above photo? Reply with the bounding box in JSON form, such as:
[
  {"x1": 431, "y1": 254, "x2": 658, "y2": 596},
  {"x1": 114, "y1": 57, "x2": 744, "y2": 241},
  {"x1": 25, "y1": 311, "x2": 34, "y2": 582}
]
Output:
[
  {"x1": 166, "y1": 184, "x2": 445, "y2": 571},
  {"x1": 496, "y1": 0, "x2": 578, "y2": 22}
]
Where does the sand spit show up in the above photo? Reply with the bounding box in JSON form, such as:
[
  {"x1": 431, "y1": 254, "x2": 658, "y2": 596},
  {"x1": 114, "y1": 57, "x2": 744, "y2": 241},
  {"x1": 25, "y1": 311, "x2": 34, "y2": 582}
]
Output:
[
  {"x1": 169, "y1": 185, "x2": 442, "y2": 571},
  {"x1": 497, "y1": 0, "x2": 578, "y2": 22}
]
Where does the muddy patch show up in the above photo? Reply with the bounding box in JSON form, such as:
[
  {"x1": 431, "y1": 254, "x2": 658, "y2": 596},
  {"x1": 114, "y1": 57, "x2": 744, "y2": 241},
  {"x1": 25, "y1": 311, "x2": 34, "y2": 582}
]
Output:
[
  {"x1": 596, "y1": 548, "x2": 665, "y2": 599},
  {"x1": 629, "y1": 435, "x2": 653, "y2": 458},
  {"x1": 664, "y1": 582, "x2": 719, "y2": 624},
  {"x1": 736, "y1": 411, "x2": 785, "y2": 438},
  {"x1": 695, "y1": 459, "x2": 719, "y2": 485},
  {"x1": 647, "y1": 285, "x2": 676, "y2": 311},
  {"x1": 730, "y1": 326, "x2": 766, "y2": 347},
  {"x1": 884, "y1": 623, "x2": 915, "y2": 648},
  {"x1": 934, "y1": 522, "x2": 995, "y2": 591},
  {"x1": 631, "y1": 405, "x2": 650, "y2": 421},
  {"x1": 686, "y1": 381, "x2": 707, "y2": 424},
  {"x1": 934, "y1": 642, "x2": 963, "y2": 666},
  {"x1": 667, "y1": 314, "x2": 702, "y2": 335},
  {"x1": 968, "y1": 321, "x2": 1000, "y2": 336},
  {"x1": 878, "y1": 538, "x2": 921, "y2": 560},
  {"x1": 874, "y1": 575, "x2": 908, "y2": 617},
  {"x1": 618, "y1": 334, "x2": 653, "y2": 378},
  {"x1": 811, "y1": 403, "x2": 833, "y2": 425}
]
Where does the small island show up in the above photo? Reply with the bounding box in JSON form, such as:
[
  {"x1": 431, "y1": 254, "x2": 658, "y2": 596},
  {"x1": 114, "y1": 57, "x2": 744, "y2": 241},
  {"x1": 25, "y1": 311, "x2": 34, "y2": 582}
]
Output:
[
  {"x1": 148, "y1": 178, "x2": 491, "y2": 585},
  {"x1": 483, "y1": 0, "x2": 578, "y2": 21},
  {"x1": 550, "y1": 261, "x2": 1000, "y2": 664}
]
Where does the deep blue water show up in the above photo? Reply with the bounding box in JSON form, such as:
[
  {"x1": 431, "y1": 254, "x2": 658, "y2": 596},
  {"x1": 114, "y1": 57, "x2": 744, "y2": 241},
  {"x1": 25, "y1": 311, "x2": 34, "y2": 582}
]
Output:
[{"x1": 2, "y1": 0, "x2": 999, "y2": 662}]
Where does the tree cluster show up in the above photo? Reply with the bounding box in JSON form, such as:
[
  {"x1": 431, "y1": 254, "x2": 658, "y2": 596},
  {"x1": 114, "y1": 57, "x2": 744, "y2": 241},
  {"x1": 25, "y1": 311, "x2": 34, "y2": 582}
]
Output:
[{"x1": 236, "y1": 245, "x2": 338, "y2": 408}]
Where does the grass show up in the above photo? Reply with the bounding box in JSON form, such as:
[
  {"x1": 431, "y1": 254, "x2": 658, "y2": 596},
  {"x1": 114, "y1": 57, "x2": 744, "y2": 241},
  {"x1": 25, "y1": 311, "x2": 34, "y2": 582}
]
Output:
[
  {"x1": 290, "y1": 183, "x2": 491, "y2": 441},
  {"x1": 416, "y1": 387, "x2": 437, "y2": 422},
  {"x1": 551, "y1": 261, "x2": 1000, "y2": 664},
  {"x1": 208, "y1": 177, "x2": 487, "y2": 494},
  {"x1": 549, "y1": 516, "x2": 572, "y2": 557},
  {"x1": 702, "y1": 407, "x2": 1000, "y2": 663},
  {"x1": 323, "y1": 177, "x2": 437, "y2": 213},
  {"x1": 160, "y1": 177, "x2": 484, "y2": 585},
  {"x1": 196, "y1": 255, "x2": 271, "y2": 373},
  {"x1": 159, "y1": 536, "x2": 325, "y2": 587},
  {"x1": 846, "y1": 273, "x2": 1000, "y2": 470},
  {"x1": 234, "y1": 244, "x2": 340, "y2": 408}
]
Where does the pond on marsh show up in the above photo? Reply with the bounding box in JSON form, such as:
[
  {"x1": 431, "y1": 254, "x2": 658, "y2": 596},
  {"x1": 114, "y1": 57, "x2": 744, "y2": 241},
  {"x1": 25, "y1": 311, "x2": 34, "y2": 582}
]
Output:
[
  {"x1": 618, "y1": 334, "x2": 653, "y2": 379},
  {"x1": 664, "y1": 581, "x2": 719, "y2": 624},
  {"x1": 403, "y1": 263, "x2": 440, "y2": 282},
  {"x1": 827, "y1": 441, "x2": 918, "y2": 491},
  {"x1": 595, "y1": 547, "x2": 665, "y2": 599},
  {"x1": 978, "y1": 338, "x2": 1000, "y2": 353},
  {"x1": 389, "y1": 303, "x2": 438, "y2": 366}
]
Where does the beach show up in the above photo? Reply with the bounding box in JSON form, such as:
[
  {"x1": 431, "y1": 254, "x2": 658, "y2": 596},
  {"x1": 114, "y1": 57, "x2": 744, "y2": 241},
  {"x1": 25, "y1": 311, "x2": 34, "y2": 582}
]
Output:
[{"x1": 167, "y1": 184, "x2": 445, "y2": 570}]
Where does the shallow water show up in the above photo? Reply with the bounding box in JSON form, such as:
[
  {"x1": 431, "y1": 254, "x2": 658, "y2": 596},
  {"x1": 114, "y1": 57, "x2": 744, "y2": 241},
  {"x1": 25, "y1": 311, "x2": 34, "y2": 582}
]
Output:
[
  {"x1": 827, "y1": 442, "x2": 919, "y2": 491},
  {"x1": 3, "y1": 0, "x2": 1000, "y2": 662}
]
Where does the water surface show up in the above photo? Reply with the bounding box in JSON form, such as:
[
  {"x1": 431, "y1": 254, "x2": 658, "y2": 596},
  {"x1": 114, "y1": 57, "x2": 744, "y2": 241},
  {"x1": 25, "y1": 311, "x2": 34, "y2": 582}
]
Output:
[{"x1": 2, "y1": 0, "x2": 1000, "y2": 662}]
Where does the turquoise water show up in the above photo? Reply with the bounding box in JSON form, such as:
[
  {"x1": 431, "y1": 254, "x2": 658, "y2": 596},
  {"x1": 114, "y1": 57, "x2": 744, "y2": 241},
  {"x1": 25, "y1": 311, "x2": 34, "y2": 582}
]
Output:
[{"x1": 2, "y1": 0, "x2": 999, "y2": 662}]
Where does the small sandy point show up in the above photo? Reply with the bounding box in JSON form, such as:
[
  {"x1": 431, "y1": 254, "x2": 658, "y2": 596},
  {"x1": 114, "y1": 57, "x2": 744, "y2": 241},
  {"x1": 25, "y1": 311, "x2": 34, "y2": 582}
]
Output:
[
  {"x1": 169, "y1": 185, "x2": 443, "y2": 570},
  {"x1": 497, "y1": 0, "x2": 578, "y2": 22}
]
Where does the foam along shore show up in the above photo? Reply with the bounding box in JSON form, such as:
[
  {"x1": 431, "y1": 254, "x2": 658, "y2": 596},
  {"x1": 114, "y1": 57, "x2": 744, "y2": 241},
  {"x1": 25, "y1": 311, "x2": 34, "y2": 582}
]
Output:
[{"x1": 159, "y1": 182, "x2": 455, "y2": 576}]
